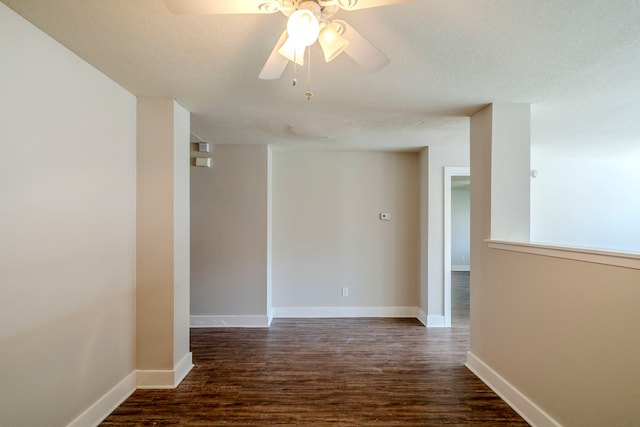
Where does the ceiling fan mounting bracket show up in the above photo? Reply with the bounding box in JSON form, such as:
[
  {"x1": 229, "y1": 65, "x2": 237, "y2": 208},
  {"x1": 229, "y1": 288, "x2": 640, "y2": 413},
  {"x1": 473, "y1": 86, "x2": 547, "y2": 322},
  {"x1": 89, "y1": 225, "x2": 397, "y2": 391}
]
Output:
[{"x1": 277, "y1": 0, "x2": 340, "y2": 19}]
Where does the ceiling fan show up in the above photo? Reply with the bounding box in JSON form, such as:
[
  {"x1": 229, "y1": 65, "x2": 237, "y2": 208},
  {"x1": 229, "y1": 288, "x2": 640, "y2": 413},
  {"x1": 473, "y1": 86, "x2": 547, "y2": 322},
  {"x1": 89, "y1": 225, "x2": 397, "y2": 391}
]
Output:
[{"x1": 165, "y1": 0, "x2": 413, "y2": 81}]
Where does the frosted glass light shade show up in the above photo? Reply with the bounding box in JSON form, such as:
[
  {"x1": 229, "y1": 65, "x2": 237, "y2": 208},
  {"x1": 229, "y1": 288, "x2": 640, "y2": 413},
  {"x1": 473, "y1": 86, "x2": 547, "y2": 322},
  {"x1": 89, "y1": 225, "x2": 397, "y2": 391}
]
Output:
[
  {"x1": 286, "y1": 9, "x2": 320, "y2": 47},
  {"x1": 318, "y1": 23, "x2": 350, "y2": 62},
  {"x1": 277, "y1": 36, "x2": 305, "y2": 65}
]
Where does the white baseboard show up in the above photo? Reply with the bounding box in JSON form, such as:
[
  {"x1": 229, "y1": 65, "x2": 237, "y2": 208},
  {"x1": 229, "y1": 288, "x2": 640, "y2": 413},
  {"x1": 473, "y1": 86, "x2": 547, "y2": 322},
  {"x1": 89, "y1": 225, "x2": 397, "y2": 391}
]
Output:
[
  {"x1": 67, "y1": 354, "x2": 193, "y2": 426},
  {"x1": 137, "y1": 352, "x2": 194, "y2": 389},
  {"x1": 267, "y1": 309, "x2": 274, "y2": 326},
  {"x1": 426, "y1": 315, "x2": 445, "y2": 327},
  {"x1": 67, "y1": 372, "x2": 135, "y2": 427},
  {"x1": 191, "y1": 308, "x2": 438, "y2": 327},
  {"x1": 466, "y1": 352, "x2": 561, "y2": 427},
  {"x1": 174, "y1": 352, "x2": 194, "y2": 386},
  {"x1": 190, "y1": 315, "x2": 271, "y2": 328},
  {"x1": 417, "y1": 309, "x2": 428, "y2": 327},
  {"x1": 452, "y1": 265, "x2": 470, "y2": 272},
  {"x1": 272, "y1": 306, "x2": 419, "y2": 319}
]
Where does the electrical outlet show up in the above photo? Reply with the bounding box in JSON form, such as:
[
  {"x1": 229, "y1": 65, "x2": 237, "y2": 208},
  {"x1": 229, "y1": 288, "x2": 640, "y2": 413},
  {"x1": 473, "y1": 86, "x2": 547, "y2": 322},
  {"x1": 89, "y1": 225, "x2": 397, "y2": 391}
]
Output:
[{"x1": 342, "y1": 287, "x2": 349, "y2": 297}]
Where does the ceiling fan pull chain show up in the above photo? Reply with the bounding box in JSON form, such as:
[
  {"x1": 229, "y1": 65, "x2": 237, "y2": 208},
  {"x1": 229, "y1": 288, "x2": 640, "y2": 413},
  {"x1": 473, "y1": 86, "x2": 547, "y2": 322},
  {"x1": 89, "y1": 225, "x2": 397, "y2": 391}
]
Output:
[
  {"x1": 292, "y1": 49, "x2": 298, "y2": 87},
  {"x1": 305, "y1": 46, "x2": 313, "y2": 101}
]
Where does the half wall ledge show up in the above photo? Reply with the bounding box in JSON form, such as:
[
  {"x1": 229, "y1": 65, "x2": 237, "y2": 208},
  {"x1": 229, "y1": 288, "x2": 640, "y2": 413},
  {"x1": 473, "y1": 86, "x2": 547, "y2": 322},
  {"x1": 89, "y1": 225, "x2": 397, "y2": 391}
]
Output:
[{"x1": 486, "y1": 240, "x2": 640, "y2": 271}]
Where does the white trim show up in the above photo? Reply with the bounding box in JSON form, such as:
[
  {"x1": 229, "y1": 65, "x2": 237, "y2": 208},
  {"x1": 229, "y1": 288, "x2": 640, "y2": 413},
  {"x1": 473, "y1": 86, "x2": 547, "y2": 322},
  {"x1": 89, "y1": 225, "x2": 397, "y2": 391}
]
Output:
[
  {"x1": 486, "y1": 239, "x2": 640, "y2": 270},
  {"x1": 426, "y1": 315, "x2": 445, "y2": 327},
  {"x1": 466, "y1": 352, "x2": 561, "y2": 427},
  {"x1": 174, "y1": 352, "x2": 194, "y2": 386},
  {"x1": 444, "y1": 167, "x2": 470, "y2": 328},
  {"x1": 267, "y1": 309, "x2": 274, "y2": 326},
  {"x1": 451, "y1": 264, "x2": 470, "y2": 272},
  {"x1": 136, "y1": 352, "x2": 194, "y2": 389},
  {"x1": 190, "y1": 315, "x2": 271, "y2": 328},
  {"x1": 272, "y1": 306, "x2": 419, "y2": 319},
  {"x1": 136, "y1": 370, "x2": 175, "y2": 389},
  {"x1": 66, "y1": 372, "x2": 135, "y2": 427},
  {"x1": 417, "y1": 309, "x2": 428, "y2": 327}
]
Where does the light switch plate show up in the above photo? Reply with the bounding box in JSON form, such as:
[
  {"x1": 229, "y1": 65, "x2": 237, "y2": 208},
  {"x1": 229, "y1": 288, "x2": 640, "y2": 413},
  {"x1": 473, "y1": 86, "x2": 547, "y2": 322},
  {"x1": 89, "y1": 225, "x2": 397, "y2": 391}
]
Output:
[{"x1": 380, "y1": 213, "x2": 391, "y2": 221}]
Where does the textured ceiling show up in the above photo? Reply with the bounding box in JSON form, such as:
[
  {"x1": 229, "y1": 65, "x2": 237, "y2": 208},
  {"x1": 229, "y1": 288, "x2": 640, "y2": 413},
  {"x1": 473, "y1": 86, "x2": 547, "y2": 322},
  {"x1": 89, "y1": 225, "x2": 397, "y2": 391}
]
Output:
[{"x1": 2, "y1": 0, "x2": 639, "y2": 149}]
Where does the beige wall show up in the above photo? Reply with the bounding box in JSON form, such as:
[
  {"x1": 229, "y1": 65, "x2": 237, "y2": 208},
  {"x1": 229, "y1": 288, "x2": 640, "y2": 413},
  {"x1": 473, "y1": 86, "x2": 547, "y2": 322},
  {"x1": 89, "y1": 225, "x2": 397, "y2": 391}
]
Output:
[
  {"x1": 190, "y1": 144, "x2": 269, "y2": 317},
  {"x1": 136, "y1": 98, "x2": 176, "y2": 370},
  {"x1": 272, "y1": 150, "x2": 419, "y2": 309},
  {"x1": 190, "y1": 144, "x2": 470, "y2": 321},
  {"x1": 0, "y1": 4, "x2": 136, "y2": 425},
  {"x1": 470, "y1": 104, "x2": 640, "y2": 426},
  {"x1": 473, "y1": 250, "x2": 640, "y2": 425}
]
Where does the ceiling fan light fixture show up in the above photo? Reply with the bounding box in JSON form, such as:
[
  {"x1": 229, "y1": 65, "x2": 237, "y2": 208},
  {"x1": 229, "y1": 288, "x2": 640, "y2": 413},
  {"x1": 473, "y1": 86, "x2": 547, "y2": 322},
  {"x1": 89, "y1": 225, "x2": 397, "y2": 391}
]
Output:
[
  {"x1": 286, "y1": 9, "x2": 320, "y2": 47},
  {"x1": 318, "y1": 22, "x2": 350, "y2": 62}
]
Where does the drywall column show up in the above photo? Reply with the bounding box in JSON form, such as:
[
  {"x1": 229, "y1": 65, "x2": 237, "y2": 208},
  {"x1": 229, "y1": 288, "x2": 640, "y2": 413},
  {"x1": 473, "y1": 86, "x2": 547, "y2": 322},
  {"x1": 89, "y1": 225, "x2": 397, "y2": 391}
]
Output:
[
  {"x1": 469, "y1": 103, "x2": 530, "y2": 356},
  {"x1": 418, "y1": 148, "x2": 429, "y2": 324},
  {"x1": 267, "y1": 146, "x2": 274, "y2": 321},
  {"x1": 488, "y1": 103, "x2": 531, "y2": 240},
  {"x1": 136, "y1": 98, "x2": 192, "y2": 387},
  {"x1": 468, "y1": 103, "x2": 528, "y2": 414}
]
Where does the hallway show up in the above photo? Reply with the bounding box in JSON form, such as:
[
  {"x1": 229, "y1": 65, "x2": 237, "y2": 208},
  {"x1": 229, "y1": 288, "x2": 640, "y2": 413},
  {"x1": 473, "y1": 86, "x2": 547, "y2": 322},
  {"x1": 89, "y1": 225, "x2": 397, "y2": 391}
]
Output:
[{"x1": 103, "y1": 273, "x2": 527, "y2": 426}]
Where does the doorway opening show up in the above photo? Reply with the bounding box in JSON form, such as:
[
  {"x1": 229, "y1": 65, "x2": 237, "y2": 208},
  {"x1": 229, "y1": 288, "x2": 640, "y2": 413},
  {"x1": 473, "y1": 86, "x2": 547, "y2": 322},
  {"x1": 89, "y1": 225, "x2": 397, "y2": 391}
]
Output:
[{"x1": 444, "y1": 167, "x2": 470, "y2": 327}]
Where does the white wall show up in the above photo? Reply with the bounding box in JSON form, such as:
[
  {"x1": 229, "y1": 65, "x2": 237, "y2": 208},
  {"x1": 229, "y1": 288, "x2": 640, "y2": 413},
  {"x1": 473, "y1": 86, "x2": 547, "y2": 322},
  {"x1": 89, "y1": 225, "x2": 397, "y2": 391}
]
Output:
[
  {"x1": 190, "y1": 144, "x2": 269, "y2": 323},
  {"x1": 490, "y1": 104, "x2": 531, "y2": 241},
  {"x1": 451, "y1": 179, "x2": 470, "y2": 269},
  {"x1": 0, "y1": 4, "x2": 136, "y2": 425},
  {"x1": 272, "y1": 151, "x2": 419, "y2": 314},
  {"x1": 531, "y1": 143, "x2": 640, "y2": 253}
]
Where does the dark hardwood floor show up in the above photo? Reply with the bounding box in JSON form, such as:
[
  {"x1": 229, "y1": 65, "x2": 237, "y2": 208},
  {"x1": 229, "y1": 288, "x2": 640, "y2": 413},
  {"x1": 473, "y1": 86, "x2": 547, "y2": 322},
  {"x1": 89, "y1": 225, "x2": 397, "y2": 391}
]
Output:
[
  {"x1": 102, "y1": 274, "x2": 527, "y2": 426},
  {"x1": 452, "y1": 271, "x2": 470, "y2": 329}
]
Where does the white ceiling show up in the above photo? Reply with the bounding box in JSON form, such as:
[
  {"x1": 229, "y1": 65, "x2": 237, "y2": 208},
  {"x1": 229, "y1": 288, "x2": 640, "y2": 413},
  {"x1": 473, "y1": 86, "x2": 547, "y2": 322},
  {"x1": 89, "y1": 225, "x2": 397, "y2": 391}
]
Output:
[{"x1": 3, "y1": 0, "x2": 639, "y2": 150}]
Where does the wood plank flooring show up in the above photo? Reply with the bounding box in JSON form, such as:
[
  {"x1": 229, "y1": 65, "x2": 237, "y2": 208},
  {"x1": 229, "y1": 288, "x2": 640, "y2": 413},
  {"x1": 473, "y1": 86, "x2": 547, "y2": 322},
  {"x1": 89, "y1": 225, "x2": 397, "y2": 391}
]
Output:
[
  {"x1": 452, "y1": 271, "x2": 470, "y2": 329},
  {"x1": 102, "y1": 275, "x2": 527, "y2": 426}
]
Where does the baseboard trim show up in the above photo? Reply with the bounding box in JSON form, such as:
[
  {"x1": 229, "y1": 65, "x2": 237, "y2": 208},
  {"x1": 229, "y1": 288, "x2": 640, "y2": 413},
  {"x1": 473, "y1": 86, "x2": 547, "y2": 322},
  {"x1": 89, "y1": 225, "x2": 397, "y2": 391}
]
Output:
[
  {"x1": 66, "y1": 371, "x2": 135, "y2": 427},
  {"x1": 272, "y1": 306, "x2": 419, "y2": 319},
  {"x1": 465, "y1": 352, "x2": 561, "y2": 427},
  {"x1": 426, "y1": 315, "x2": 446, "y2": 327},
  {"x1": 452, "y1": 264, "x2": 470, "y2": 272},
  {"x1": 174, "y1": 352, "x2": 194, "y2": 386},
  {"x1": 417, "y1": 309, "x2": 428, "y2": 327},
  {"x1": 137, "y1": 352, "x2": 194, "y2": 389},
  {"x1": 267, "y1": 309, "x2": 274, "y2": 327},
  {"x1": 190, "y1": 315, "x2": 271, "y2": 328}
]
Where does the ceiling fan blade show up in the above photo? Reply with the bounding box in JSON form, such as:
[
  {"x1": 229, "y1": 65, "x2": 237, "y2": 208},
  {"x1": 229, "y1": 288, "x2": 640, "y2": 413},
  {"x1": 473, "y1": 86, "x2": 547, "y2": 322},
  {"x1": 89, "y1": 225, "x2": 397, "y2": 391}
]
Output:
[
  {"x1": 165, "y1": 0, "x2": 281, "y2": 14},
  {"x1": 259, "y1": 30, "x2": 290, "y2": 80},
  {"x1": 338, "y1": 21, "x2": 390, "y2": 72},
  {"x1": 336, "y1": 0, "x2": 414, "y2": 11}
]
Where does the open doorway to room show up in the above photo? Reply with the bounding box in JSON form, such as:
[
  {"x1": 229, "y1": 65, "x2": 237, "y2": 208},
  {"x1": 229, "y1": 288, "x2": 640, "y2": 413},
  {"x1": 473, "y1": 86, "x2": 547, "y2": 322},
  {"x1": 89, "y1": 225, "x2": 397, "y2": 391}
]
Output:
[{"x1": 444, "y1": 167, "x2": 470, "y2": 328}]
